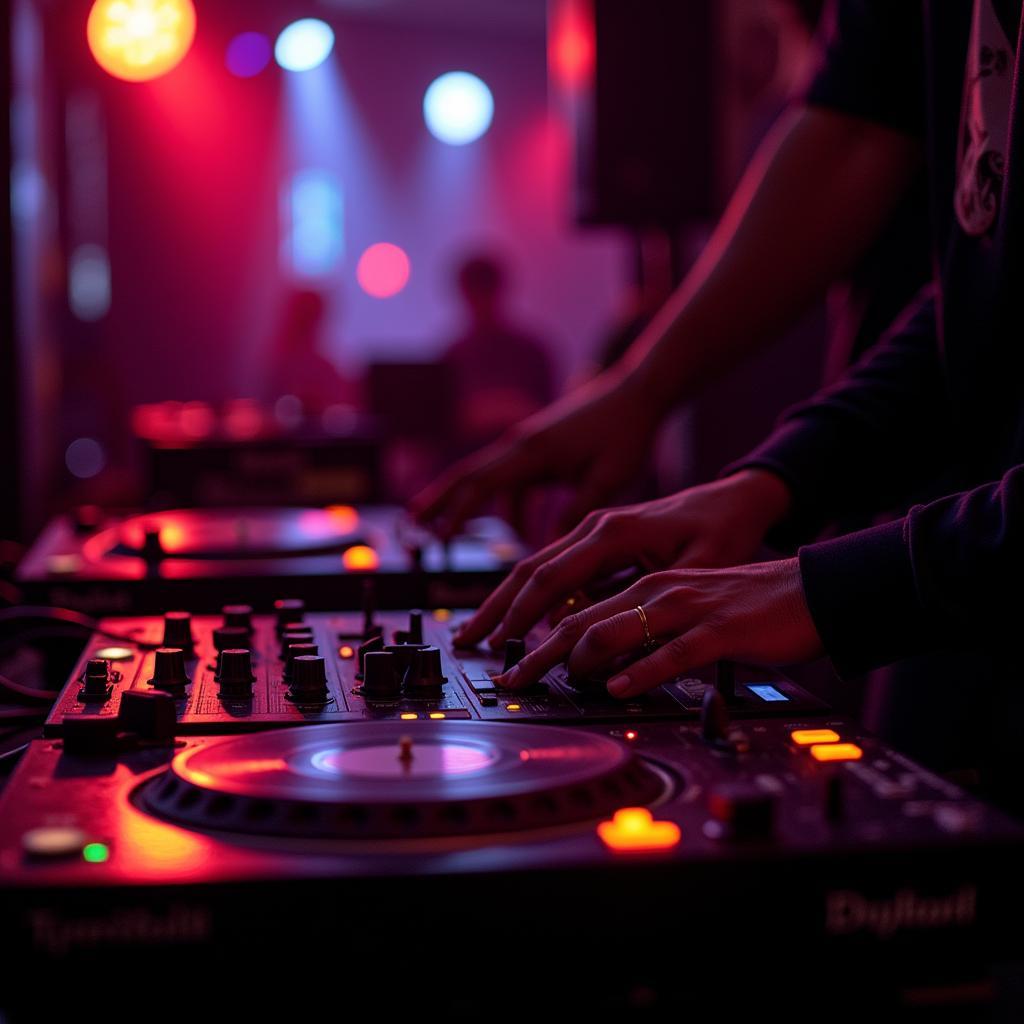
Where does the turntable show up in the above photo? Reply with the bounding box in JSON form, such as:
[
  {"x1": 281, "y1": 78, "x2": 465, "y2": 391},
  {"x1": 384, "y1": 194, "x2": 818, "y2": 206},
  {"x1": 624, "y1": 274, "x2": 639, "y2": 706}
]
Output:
[
  {"x1": 2, "y1": 717, "x2": 1023, "y2": 1012},
  {"x1": 15, "y1": 505, "x2": 522, "y2": 614}
]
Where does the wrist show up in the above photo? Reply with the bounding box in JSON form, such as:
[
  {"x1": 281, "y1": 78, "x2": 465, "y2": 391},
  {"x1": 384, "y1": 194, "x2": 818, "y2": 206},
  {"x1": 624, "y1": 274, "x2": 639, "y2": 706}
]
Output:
[{"x1": 725, "y1": 469, "x2": 793, "y2": 530}]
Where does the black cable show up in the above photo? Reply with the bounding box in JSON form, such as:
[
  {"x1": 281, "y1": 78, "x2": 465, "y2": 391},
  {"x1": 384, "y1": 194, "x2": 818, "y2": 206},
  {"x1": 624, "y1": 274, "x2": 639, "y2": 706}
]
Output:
[
  {"x1": 0, "y1": 707, "x2": 46, "y2": 720},
  {"x1": 0, "y1": 672, "x2": 58, "y2": 703},
  {"x1": 0, "y1": 605, "x2": 159, "y2": 648}
]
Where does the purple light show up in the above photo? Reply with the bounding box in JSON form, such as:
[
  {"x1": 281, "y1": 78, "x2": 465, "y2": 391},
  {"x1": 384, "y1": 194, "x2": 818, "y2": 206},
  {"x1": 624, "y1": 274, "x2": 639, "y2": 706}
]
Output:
[{"x1": 226, "y1": 32, "x2": 272, "y2": 78}]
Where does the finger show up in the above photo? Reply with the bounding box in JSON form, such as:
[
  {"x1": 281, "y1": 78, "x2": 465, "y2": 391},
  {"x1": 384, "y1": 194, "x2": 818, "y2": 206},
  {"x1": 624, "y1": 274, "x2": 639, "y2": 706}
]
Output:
[
  {"x1": 557, "y1": 463, "x2": 626, "y2": 534},
  {"x1": 547, "y1": 592, "x2": 591, "y2": 627},
  {"x1": 496, "y1": 586, "x2": 650, "y2": 690},
  {"x1": 607, "y1": 626, "x2": 721, "y2": 699},
  {"x1": 452, "y1": 516, "x2": 604, "y2": 647},
  {"x1": 487, "y1": 534, "x2": 629, "y2": 650}
]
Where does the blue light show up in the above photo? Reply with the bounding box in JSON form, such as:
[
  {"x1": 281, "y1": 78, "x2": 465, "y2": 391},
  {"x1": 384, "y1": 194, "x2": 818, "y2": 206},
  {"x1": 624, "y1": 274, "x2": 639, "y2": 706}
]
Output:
[
  {"x1": 423, "y1": 71, "x2": 494, "y2": 145},
  {"x1": 281, "y1": 170, "x2": 344, "y2": 278},
  {"x1": 226, "y1": 32, "x2": 271, "y2": 78},
  {"x1": 274, "y1": 19, "x2": 335, "y2": 73}
]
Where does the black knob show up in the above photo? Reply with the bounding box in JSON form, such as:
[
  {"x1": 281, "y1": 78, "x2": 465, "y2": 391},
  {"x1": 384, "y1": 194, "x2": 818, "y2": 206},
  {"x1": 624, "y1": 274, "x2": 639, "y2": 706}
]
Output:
[
  {"x1": 280, "y1": 626, "x2": 314, "y2": 657},
  {"x1": 715, "y1": 660, "x2": 736, "y2": 700},
  {"x1": 361, "y1": 651, "x2": 401, "y2": 701},
  {"x1": 213, "y1": 625, "x2": 249, "y2": 653},
  {"x1": 118, "y1": 690, "x2": 177, "y2": 743},
  {"x1": 147, "y1": 647, "x2": 190, "y2": 696},
  {"x1": 288, "y1": 655, "x2": 328, "y2": 701},
  {"x1": 218, "y1": 649, "x2": 255, "y2": 699},
  {"x1": 403, "y1": 645, "x2": 446, "y2": 698},
  {"x1": 283, "y1": 642, "x2": 319, "y2": 683},
  {"x1": 222, "y1": 604, "x2": 253, "y2": 632},
  {"x1": 503, "y1": 639, "x2": 526, "y2": 674},
  {"x1": 708, "y1": 784, "x2": 776, "y2": 841},
  {"x1": 701, "y1": 687, "x2": 730, "y2": 745},
  {"x1": 142, "y1": 527, "x2": 164, "y2": 563},
  {"x1": 80, "y1": 658, "x2": 110, "y2": 700},
  {"x1": 408, "y1": 610, "x2": 423, "y2": 645},
  {"x1": 361, "y1": 580, "x2": 377, "y2": 638},
  {"x1": 356, "y1": 634, "x2": 385, "y2": 679},
  {"x1": 161, "y1": 612, "x2": 194, "y2": 654},
  {"x1": 274, "y1": 598, "x2": 305, "y2": 632},
  {"x1": 384, "y1": 643, "x2": 429, "y2": 680}
]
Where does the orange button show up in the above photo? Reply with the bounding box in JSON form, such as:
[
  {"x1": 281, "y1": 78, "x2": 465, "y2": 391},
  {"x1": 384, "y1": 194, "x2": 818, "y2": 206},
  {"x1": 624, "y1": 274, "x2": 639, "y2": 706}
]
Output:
[
  {"x1": 400, "y1": 713, "x2": 418, "y2": 721},
  {"x1": 597, "y1": 808, "x2": 681, "y2": 852},
  {"x1": 791, "y1": 728, "x2": 841, "y2": 746},
  {"x1": 343, "y1": 545, "x2": 379, "y2": 572},
  {"x1": 339, "y1": 645, "x2": 355, "y2": 659},
  {"x1": 810, "y1": 742, "x2": 863, "y2": 762},
  {"x1": 429, "y1": 712, "x2": 446, "y2": 720}
]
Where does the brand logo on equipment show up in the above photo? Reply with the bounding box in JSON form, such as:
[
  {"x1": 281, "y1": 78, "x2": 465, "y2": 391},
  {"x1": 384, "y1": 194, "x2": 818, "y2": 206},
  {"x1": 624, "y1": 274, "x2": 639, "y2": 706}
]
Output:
[{"x1": 825, "y1": 886, "x2": 976, "y2": 938}]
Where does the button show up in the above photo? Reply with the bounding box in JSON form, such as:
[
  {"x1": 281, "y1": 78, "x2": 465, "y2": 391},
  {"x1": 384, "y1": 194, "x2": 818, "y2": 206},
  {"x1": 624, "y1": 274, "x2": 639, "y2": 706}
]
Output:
[
  {"x1": 218, "y1": 649, "x2": 256, "y2": 700},
  {"x1": 597, "y1": 808, "x2": 681, "y2": 852},
  {"x1": 282, "y1": 643, "x2": 318, "y2": 684},
  {"x1": 791, "y1": 728, "x2": 841, "y2": 746},
  {"x1": 79, "y1": 659, "x2": 111, "y2": 701},
  {"x1": 402, "y1": 646, "x2": 446, "y2": 698},
  {"x1": 213, "y1": 625, "x2": 249, "y2": 653},
  {"x1": 287, "y1": 655, "x2": 329, "y2": 702},
  {"x1": 479, "y1": 695, "x2": 498, "y2": 707},
  {"x1": 361, "y1": 651, "x2": 401, "y2": 701},
  {"x1": 810, "y1": 742, "x2": 863, "y2": 763},
  {"x1": 61, "y1": 714, "x2": 120, "y2": 755},
  {"x1": 222, "y1": 604, "x2": 253, "y2": 632},
  {"x1": 23, "y1": 827, "x2": 88, "y2": 859}
]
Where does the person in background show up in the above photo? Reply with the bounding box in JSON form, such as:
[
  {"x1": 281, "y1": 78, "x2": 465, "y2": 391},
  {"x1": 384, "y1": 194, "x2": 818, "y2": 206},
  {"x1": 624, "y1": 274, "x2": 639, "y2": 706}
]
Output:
[
  {"x1": 440, "y1": 254, "x2": 556, "y2": 458},
  {"x1": 264, "y1": 289, "x2": 360, "y2": 420}
]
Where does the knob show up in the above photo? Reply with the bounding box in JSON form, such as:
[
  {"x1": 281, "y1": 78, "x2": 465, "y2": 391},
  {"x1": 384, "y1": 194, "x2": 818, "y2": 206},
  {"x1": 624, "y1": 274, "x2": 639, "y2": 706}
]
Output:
[
  {"x1": 356, "y1": 634, "x2": 385, "y2": 679},
  {"x1": 283, "y1": 642, "x2": 319, "y2": 683},
  {"x1": 118, "y1": 690, "x2": 177, "y2": 743},
  {"x1": 715, "y1": 660, "x2": 736, "y2": 700},
  {"x1": 361, "y1": 651, "x2": 401, "y2": 701},
  {"x1": 403, "y1": 645, "x2": 446, "y2": 697},
  {"x1": 213, "y1": 625, "x2": 249, "y2": 653},
  {"x1": 161, "y1": 611, "x2": 194, "y2": 654},
  {"x1": 147, "y1": 647, "x2": 190, "y2": 696},
  {"x1": 361, "y1": 580, "x2": 377, "y2": 638},
  {"x1": 708, "y1": 783, "x2": 776, "y2": 841},
  {"x1": 274, "y1": 598, "x2": 305, "y2": 632},
  {"x1": 222, "y1": 604, "x2": 253, "y2": 632},
  {"x1": 142, "y1": 527, "x2": 164, "y2": 563},
  {"x1": 503, "y1": 639, "x2": 526, "y2": 674},
  {"x1": 218, "y1": 649, "x2": 255, "y2": 699},
  {"x1": 280, "y1": 626, "x2": 314, "y2": 657},
  {"x1": 288, "y1": 655, "x2": 328, "y2": 701},
  {"x1": 408, "y1": 610, "x2": 423, "y2": 645},
  {"x1": 80, "y1": 658, "x2": 110, "y2": 700},
  {"x1": 701, "y1": 688, "x2": 730, "y2": 745},
  {"x1": 384, "y1": 643, "x2": 429, "y2": 680}
]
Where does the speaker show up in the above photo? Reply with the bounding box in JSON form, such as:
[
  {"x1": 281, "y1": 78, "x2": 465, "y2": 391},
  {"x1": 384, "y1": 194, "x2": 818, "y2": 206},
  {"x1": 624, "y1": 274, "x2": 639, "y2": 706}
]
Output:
[{"x1": 553, "y1": 0, "x2": 718, "y2": 228}]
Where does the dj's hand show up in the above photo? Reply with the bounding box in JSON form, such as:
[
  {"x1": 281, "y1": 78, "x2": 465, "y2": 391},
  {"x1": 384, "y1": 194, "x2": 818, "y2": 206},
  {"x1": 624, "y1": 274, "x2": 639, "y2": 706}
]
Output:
[
  {"x1": 452, "y1": 469, "x2": 792, "y2": 650},
  {"x1": 410, "y1": 371, "x2": 660, "y2": 539},
  {"x1": 496, "y1": 559, "x2": 823, "y2": 697}
]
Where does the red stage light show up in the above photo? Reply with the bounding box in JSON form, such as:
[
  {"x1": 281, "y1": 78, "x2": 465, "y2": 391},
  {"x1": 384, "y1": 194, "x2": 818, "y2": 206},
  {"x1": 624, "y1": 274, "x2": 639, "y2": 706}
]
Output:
[
  {"x1": 87, "y1": 0, "x2": 196, "y2": 83},
  {"x1": 356, "y1": 243, "x2": 411, "y2": 299},
  {"x1": 549, "y1": 0, "x2": 595, "y2": 89}
]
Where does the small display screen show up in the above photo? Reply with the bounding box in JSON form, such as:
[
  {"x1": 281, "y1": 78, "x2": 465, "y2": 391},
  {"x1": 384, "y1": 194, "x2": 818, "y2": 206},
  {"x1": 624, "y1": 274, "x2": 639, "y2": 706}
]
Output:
[{"x1": 748, "y1": 683, "x2": 788, "y2": 702}]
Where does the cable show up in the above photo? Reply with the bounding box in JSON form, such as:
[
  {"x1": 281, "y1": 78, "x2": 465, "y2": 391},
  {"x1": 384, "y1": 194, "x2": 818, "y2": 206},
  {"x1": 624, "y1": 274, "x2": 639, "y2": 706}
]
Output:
[
  {"x1": 0, "y1": 672, "x2": 59, "y2": 703},
  {"x1": 0, "y1": 605, "x2": 160, "y2": 648}
]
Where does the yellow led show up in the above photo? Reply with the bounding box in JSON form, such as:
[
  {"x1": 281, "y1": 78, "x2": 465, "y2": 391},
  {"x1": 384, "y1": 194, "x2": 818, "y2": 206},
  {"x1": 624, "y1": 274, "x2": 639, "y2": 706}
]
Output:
[
  {"x1": 810, "y1": 742, "x2": 863, "y2": 763},
  {"x1": 791, "y1": 729, "x2": 841, "y2": 746},
  {"x1": 400, "y1": 713, "x2": 418, "y2": 721},
  {"x1": 432, "y1": 608, "x2": 452, "y2": 622},
  {"x1": 506, "y1": 704, "x2": 521, "y2": 711},
  {"x1": 429, "y1": 712, "x2": 445, "y2": 720},
  {"x1": 339, "y1": 645, "x2": 355, "y2": 659}
]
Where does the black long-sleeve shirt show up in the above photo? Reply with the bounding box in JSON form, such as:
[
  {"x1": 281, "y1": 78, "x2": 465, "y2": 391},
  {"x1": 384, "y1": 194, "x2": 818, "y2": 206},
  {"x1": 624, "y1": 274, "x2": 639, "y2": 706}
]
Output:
[{"x1": 736, "y1": 1, "x2": 1024, "y2": 675}]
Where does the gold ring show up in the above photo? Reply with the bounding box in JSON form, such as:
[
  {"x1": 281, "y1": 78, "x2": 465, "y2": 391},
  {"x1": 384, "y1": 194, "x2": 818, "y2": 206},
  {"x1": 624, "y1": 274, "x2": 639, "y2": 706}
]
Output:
[{"x1": 634, "y1": 605, "x2": 655, "y2": 651}]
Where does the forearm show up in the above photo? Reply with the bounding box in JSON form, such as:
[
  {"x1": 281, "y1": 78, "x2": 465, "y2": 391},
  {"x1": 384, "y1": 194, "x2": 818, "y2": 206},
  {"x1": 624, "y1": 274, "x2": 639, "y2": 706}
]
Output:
[{"x1": 615, "y1": 105, "x2": 922, "y2": 416}]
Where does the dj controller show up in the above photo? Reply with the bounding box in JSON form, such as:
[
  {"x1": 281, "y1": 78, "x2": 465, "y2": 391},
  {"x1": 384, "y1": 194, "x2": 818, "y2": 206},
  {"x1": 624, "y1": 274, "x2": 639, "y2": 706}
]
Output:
[
  {"x1": 14, "y1": 504, "x2": 521, "y2": 614},
  {"x1": 2, "y1": 599, "x2": 1024, "y2": 1014}
]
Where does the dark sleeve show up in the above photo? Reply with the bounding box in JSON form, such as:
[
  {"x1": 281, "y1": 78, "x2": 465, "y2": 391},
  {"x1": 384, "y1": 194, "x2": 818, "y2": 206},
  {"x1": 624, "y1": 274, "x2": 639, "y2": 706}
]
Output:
[
  {"x1": 799, "y1": 465, "x2": 1024, "y2": 675},
  {"x1": 801, "y1": 0, "x2": 927, "y2": 138},
  {"x1": 729, "y1": 290, "x2": 951, "y2": 539}
]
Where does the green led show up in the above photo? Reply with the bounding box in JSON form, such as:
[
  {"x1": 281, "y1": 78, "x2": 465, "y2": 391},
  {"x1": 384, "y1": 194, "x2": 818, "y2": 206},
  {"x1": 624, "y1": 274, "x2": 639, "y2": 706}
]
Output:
[{"x1": 82, "y1": 842, "x2": 110, "y2": 864}]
